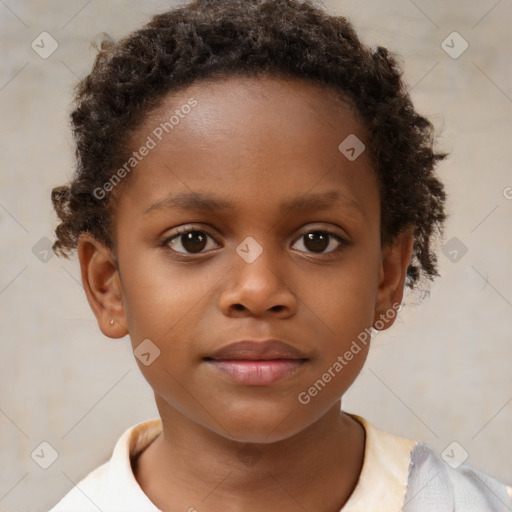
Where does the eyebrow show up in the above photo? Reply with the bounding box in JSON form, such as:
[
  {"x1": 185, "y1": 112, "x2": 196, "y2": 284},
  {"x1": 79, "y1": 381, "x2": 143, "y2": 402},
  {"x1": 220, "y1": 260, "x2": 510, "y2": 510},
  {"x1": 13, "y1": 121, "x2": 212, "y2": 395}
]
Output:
[{"x1": 143, "y1": 190, "x2": 366, "y2": 219}]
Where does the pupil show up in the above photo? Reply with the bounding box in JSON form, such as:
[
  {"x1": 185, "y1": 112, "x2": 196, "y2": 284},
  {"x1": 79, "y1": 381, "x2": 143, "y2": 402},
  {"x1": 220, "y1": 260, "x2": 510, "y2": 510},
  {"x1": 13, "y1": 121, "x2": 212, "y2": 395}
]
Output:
[
  {"x1": 305, "y1": 232, "x2": 328, "y2": 252},
  {"x1": 182, "y1": 232, "x2": 206, "y2": 252}
]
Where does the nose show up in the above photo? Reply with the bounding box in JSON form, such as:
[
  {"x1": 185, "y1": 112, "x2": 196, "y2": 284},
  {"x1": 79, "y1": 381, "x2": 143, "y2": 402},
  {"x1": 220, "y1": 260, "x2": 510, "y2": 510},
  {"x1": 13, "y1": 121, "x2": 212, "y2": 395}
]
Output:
[{"x1": 219, "y1": 244, "x2": 298, "y2": 318}]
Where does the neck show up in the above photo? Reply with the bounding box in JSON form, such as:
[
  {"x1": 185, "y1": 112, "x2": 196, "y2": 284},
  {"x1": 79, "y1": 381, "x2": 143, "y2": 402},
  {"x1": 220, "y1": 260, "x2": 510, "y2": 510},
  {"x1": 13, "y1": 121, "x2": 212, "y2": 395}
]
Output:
[{"x1": 134, "y1": 400, "x2": 365, "y2": 512}]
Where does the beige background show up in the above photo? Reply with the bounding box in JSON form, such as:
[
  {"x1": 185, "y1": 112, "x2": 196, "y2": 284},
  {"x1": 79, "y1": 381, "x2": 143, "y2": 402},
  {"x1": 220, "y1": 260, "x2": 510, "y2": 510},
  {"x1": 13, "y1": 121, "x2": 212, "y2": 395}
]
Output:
[{"x1": 1, "y1": 0, "x2": 511, "y2": 510}]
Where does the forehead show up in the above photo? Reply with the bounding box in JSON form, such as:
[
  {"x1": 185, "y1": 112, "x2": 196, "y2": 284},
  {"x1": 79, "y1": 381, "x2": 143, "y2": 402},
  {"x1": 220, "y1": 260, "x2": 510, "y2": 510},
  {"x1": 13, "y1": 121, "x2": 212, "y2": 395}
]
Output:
[
  {"x1": 142, "y1": 74, "x2": 365, "y2": 147},
  {"x1": 115, "y1": 74, "x2": 378, "y2": 225}
]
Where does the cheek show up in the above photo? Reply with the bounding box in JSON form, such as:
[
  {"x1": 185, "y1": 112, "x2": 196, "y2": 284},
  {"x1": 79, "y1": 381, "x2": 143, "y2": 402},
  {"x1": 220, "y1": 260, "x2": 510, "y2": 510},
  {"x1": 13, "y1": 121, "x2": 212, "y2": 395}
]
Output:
[
  {"x1": 306, "y1": 260, "x2": 379, "y2": 338},
  {"x1": 300, "y1": 257, "x2": 377, "y2": 392},
  {"x1": 119, "y1": 255, "x2": 206, "y2": 337}
]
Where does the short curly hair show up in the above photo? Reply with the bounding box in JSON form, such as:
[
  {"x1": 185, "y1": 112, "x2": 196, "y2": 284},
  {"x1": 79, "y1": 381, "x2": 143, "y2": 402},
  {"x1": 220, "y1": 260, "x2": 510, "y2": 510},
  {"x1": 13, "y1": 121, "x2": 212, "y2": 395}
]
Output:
[{"x1": 51, "y1": 0, "x2": 448, "y2": 294}]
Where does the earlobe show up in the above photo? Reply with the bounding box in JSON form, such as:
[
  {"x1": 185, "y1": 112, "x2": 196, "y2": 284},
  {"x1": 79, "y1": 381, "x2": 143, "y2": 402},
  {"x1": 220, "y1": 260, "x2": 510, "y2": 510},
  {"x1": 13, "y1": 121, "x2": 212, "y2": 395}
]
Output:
[
  {"x1": 77, "y1": 233, "x2": 129, "y2": 339},
  {"x1": 373, "y1": 227, "x2": 415, "y2": 330}
]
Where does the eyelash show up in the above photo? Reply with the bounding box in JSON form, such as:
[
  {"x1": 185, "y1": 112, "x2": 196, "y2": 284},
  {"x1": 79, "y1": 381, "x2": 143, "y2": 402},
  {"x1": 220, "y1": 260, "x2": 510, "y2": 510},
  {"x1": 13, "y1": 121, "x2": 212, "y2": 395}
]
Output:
[{"x1": 161, "y1": 226, "x2": 351, "y2": 259}]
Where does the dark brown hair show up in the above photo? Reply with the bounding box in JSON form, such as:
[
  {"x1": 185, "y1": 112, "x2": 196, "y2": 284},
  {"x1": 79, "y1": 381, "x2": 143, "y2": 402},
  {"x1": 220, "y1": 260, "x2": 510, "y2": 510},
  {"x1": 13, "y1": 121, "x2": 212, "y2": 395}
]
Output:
[{"x1": 51, "y1": 0, "x2": 448, "y2": 294}]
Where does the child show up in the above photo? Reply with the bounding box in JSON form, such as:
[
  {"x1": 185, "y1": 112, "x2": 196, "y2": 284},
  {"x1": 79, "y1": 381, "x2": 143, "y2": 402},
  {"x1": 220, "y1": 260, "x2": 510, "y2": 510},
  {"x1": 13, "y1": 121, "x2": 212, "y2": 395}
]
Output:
[{"x1": 48, "y1": 0, "x2": 512, "y2": 510}]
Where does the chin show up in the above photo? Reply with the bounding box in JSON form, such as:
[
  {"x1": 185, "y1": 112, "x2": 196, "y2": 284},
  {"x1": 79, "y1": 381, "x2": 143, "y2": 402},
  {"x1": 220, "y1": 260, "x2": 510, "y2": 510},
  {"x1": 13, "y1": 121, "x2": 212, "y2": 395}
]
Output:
[{"x1": 208, "y1": 403, "x2": 316, "y2": 444}]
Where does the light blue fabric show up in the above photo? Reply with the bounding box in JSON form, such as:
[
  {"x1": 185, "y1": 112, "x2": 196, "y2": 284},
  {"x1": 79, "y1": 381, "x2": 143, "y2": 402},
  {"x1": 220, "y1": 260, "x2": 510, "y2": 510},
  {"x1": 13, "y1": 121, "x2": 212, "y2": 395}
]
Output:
[{"x1": 403, "y1": 443, "x2": 512, "y2": 511}]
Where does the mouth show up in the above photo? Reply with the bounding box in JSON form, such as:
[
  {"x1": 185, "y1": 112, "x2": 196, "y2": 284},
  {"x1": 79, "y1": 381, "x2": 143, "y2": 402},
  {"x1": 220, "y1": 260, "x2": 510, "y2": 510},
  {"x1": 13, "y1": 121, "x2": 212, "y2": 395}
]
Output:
[{"x1": 204, "y1": 339, "x2": 308, "y2": 386}]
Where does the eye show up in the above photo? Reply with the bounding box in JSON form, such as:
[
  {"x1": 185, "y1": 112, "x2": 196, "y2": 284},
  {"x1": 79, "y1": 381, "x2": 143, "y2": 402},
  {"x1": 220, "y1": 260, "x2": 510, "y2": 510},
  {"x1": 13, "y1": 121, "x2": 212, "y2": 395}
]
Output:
[
  {"x1": 291, "y1": 230, "x2": 350, "y2": 255},
  {"x1": 162, "y1": 228, "x2": 218, "y2": 254},
  {"x1": 161, "y1": 226, "x2": 350, "y2": 258}
]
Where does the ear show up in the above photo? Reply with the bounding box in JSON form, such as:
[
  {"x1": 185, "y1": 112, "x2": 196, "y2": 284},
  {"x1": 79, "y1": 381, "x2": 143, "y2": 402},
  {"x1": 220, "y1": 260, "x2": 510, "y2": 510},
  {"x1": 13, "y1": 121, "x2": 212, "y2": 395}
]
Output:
[
  {"x1": 77, "y1": 233, "x2": 129, "y2": 339},
  {"x1": 372, "y1": 227, "x2": 415, "y2": 331}
]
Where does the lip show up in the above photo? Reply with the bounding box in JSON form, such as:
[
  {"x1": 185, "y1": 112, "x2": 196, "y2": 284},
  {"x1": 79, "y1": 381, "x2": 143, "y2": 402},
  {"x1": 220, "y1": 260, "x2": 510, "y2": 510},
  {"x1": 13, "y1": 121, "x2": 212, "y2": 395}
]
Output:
[
  {"x1": 206, "y1": 339, "x2": 308, "y2": 360},
  {"x1": 204, "y1": 339, "x2": 308, "y2": 386}
]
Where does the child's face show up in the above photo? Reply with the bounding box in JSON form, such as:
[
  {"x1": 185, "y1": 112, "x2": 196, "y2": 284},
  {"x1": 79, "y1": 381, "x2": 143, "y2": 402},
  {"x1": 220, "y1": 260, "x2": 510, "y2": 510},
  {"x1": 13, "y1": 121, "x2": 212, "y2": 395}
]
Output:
[{"x1": 80, "y1": 76, "x2": 412, "y2": 443}]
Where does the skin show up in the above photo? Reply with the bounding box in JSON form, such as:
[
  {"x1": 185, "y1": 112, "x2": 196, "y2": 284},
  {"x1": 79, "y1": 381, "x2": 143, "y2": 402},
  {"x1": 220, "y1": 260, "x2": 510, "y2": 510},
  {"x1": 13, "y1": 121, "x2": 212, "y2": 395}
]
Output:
[{"x1": 77, "y1": 75, "x2": 414, "y2": 512}]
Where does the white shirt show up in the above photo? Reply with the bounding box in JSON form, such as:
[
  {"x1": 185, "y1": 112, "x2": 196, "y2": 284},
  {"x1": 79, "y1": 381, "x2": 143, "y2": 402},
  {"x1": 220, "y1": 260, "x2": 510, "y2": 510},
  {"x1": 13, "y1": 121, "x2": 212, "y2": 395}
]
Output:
[{"x1": 48, "y1": 415, "x2": 512, "y2": 511}]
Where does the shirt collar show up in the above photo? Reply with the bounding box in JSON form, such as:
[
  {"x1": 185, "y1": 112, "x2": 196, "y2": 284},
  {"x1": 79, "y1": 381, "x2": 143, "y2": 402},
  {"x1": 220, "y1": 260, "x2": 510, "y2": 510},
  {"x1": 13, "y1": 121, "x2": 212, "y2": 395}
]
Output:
[
  {"x1": 105, "y1": 417, "x2": 163, "y2": 510},
  {"x1": 106, "y1": 414, "x2": 417, "y2": 511},
  {"x1": 342, "y1": 414, "x2": 417, "y2": 512}
]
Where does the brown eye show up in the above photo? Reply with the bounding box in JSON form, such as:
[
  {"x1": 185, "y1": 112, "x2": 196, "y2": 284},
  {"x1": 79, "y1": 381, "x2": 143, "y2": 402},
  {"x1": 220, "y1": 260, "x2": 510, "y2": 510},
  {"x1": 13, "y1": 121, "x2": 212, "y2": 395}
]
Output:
[
  {"x1": 292, "y1": 230, "x2": 348, "y2": 255},
  {"x1": 164, "y1": 230, "x2": 215, "y2": 254},
  {"x1": 304, "y1": 232, "x2": 329, "y2": 252}
]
